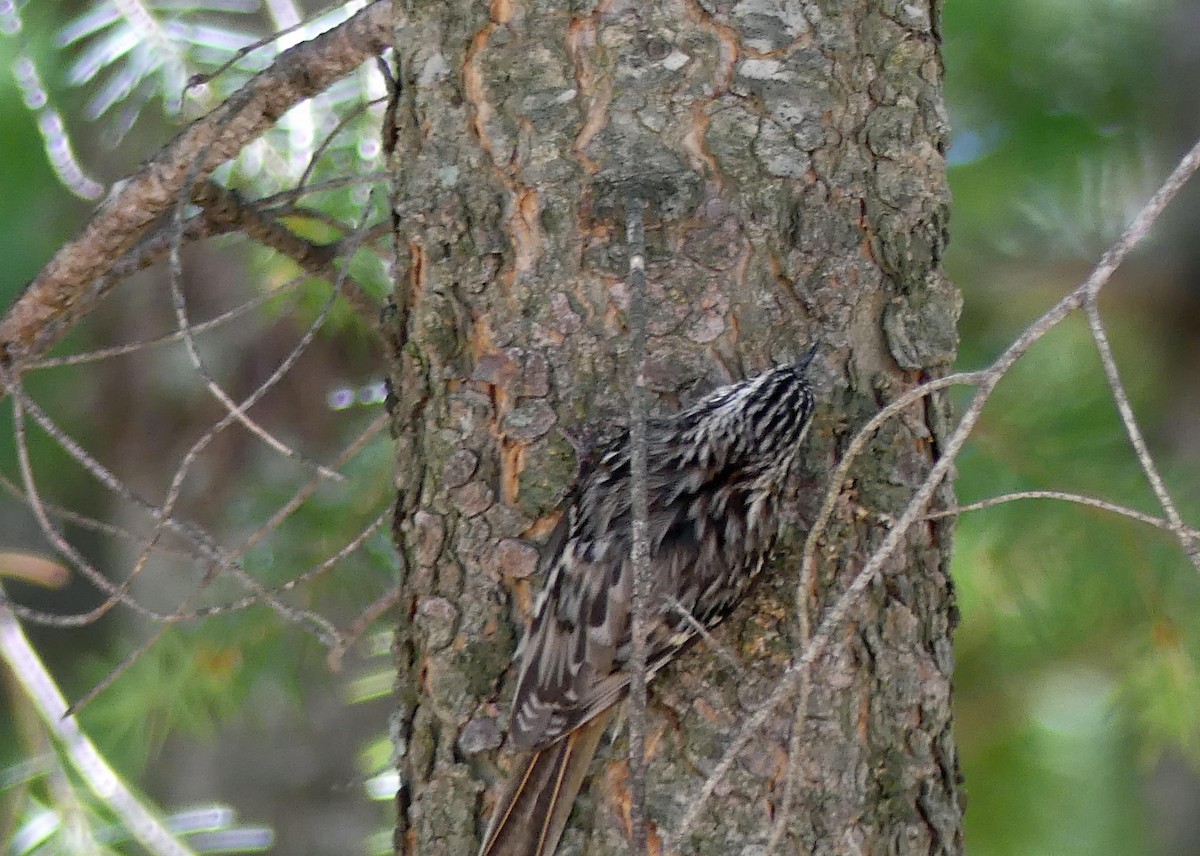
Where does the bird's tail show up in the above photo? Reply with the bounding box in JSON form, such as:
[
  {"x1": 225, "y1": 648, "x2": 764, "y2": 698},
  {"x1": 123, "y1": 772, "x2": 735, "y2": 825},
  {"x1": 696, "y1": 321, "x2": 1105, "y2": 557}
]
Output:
[{"x1": 478, "y1": 709, "x2": 614, "y2": 856}]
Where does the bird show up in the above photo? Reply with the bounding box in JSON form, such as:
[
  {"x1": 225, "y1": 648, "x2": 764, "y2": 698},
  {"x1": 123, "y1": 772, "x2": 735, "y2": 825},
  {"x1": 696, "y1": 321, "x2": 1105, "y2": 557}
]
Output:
[{"x1": 478, "y1": 349, "x2": 818, "y2": 856}]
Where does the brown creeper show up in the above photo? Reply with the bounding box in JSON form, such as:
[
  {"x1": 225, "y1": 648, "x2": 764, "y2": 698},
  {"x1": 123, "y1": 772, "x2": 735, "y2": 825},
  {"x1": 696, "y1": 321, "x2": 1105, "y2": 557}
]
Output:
[{"x1": 479, "y1": 351, "x2": 818, "y2": 856}]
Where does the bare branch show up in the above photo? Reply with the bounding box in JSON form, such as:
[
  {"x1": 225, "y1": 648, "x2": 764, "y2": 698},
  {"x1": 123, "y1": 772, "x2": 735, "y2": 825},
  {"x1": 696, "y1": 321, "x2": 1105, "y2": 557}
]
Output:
[
  {"x1": 296, "y1": 96, "x2": 388, "y2": 192},
  {"x1": 25, "y1": 275, "x2": 306, "y2": 370},
  {"x1": 65, "y1": 623, "x2": 180, "y2": 719},
  {"x1": 928, "y1": 490, "x2": 1200, "y2": 541},
  {"x1": 192, "y1": 505, "x2": 391, "y2": 620},
  {"x1": 186, "y1": 2, "x2": 371, "y2": 90},
  {"x1": 0, "y1": 0, "x2": 398, "y2": 730},
  {"x1": 63, "y1": 429, "x2": 389, "y2": 712},
  {"x1": 6, "y1": 374, "x2": 169, "y2": 625},
  {"x1": 99, "y1": 181, "x2": 389, "y2": 297},
  {"x1": 327, "y1": 582, "x2": 404, "y2": 671},
  {"x1": 7, "y1": 185, "x2": 386, "y2": 379},
  {"x1": 230, "y1": 413, "x2": 390, "y2": 560},
  {"x1": 190, "y1": 180, "x2": 386, "y2": 331},
  {"x1": 0, "y1": 472, "x2": 196, "y2": 560},
  {"x1": 255, "y1": 172, "x2": 391, "y2": 209},
  {"x1": 797, "y1": 371, "x2": 987, "y2": 608},
  {"x1": 195, "y1": 181, "x2": 337, "y2": 267},
  {"x1": 66, "y1": 502, "x2": 388, "y2": 716},
  {"x1": 1084, "y1": 303, "x2": 1200, "y2": 571},
  {"x1": 4, "y1": 373, "x2": 340, "y2": 639},
  {"x1": 659, "y1": 594, "x2": 743, "y2": 672},
  {"x1": 164, "y1": 251, "x2": 348, "y2": 485}
]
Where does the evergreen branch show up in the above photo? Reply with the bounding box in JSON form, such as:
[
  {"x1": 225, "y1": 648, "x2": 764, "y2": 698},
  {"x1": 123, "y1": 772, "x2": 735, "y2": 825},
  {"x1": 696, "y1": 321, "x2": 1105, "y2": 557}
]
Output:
[
  {"x1": 0, "y1": 583, "x2": 199, "y2": 856},
  {"x1": 0, "y1": 0, "x2": 396, "y2": 375}
]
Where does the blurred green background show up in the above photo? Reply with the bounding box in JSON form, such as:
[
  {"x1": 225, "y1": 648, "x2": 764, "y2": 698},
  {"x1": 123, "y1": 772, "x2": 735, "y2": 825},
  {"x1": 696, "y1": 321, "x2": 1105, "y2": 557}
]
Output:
[
  {"x1": 2, "y1": 0, "x2": 1200, "y2": 853},
  {"x1": 946, "y1": 0, "x2": 1200, "y2": 853}
]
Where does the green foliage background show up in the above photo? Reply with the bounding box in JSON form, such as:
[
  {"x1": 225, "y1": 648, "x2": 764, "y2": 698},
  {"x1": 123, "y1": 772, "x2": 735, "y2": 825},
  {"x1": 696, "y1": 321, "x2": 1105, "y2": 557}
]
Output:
[{"x1": 944, "y1": 0, "x2": 1200, "y2": 853}]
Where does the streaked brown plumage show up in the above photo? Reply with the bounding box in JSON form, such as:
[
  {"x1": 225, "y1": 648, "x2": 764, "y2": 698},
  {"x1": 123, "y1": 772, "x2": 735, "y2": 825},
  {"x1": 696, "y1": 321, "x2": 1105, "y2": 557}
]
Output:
[{"x1": 480, "y1": 352, "x2": 818, "y2": 856}]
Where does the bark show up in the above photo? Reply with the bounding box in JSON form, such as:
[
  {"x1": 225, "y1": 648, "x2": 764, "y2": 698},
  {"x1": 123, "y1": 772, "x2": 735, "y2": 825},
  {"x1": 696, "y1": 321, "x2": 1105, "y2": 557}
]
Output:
[{"x1": 385, "y1": 0, "x2": 962, "y2": 854}]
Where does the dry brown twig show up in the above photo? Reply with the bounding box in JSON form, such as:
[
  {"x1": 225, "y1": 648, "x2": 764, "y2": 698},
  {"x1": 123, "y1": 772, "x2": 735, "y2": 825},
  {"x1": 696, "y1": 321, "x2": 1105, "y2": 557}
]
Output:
[
  {"x1": 4, "y1": 367, "x2": 345, "y2": 636},
  {"x1": 163, "y1": 184, "x2": 351, "y2": 485},
  {"x1": 93, "y1": 180, "x2": 387, "y2": 329},
  {"x1": 24, "y1": 274, "x2": 307, "y2": 370},
  {"x1": 928, "y1": 490, "x2": 1200, "y2": 540}
]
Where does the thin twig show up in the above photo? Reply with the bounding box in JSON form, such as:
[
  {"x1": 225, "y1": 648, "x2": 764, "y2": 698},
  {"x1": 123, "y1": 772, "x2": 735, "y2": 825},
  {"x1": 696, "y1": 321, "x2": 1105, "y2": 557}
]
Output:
[
  {"x1": 253, "y1": 171, "x2": 390, "y2": 209},
  {"x1": 167, "y1": 185, "x2": 347, "y2": 485},
  {"x1": 228, "y1": 413, "x2": 390, "y2": 560},
  {"x1": 624, "y1": 194, "x2": 651, "y2": 856},
  {"x1": 1084, "y1": 302, "x2": 1200, "y2": 570},
  {"x1": 24, "y1": 275, "x2": 306, "y2": 370},
  {"x1": 5, "y1": 375, "x2": 339, "y2": 640},
  {"x1": 66, "y1": 503, "x2": 388, "y2": 716},
  {"x1": 187, "y1": 0, "x2": 370, "y2": 88},
  {"x1": 0, "y1": 471, "x2": 198, "y2": 561},
  {"x1": 5, "y1": 376, "x2": 168, "y2": 624},
  {"x1": 166, "y1": 286, "x2": 347, "y2": 484},
  {"x1": 64, "y1": 491, "x2": 391, "y2": 716},
  {"x1": 927, "y1": 490, "x2": 1200, "y2": 540},
  {"x1": 327, "y1": 581, "x2": 405, "y2": 671},
  {"x1": 65, "y1": 622, "x2": 180, "y2": 719},
  {"x1": 660, "y1": 595, "x2": 744, "y2": 672},
  {"x1": 796, "y1": 372, "x2": 987, "y2": 595},
  {"x1": 51, "y1": 416, "x2": 388, "y2": 629},
  {"x1": 296, "y1": 95, "x2": 388, "y2": 192},
  {"x1": 80, "y1": 182, "x2": 395, "y2": 705},
  {"x1": 119, "y1": 181, "x2": 391, "y2": 635},
  {"x1": 194, "y1": 505, "x2": 391, "y2": 619}
]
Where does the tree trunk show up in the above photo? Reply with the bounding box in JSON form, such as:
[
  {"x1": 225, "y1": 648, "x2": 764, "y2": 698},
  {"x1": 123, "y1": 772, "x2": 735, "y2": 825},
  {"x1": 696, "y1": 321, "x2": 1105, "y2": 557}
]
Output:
[{"x1": 385, "y1": 1, "x2": 962, "y2": 854}]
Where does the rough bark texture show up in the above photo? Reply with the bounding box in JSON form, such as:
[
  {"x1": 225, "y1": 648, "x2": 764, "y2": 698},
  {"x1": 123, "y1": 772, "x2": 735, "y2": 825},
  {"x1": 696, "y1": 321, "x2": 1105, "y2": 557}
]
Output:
[{"x1": 385, "y1": 0, "x2": 962, "y2": 854}]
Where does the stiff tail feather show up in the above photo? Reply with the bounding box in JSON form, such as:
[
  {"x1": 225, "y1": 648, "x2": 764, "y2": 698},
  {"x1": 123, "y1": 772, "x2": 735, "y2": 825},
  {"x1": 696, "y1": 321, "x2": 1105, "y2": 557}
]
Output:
[{"x1": 479, "y1": 709, "x2": 614, "y2": 856}]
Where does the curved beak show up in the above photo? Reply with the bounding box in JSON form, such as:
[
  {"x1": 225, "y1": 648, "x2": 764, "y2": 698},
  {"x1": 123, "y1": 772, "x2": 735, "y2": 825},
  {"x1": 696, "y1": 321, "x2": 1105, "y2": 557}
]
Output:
[{"x1": 794, "y1": 343, "x2": 819, "y2": 372}]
